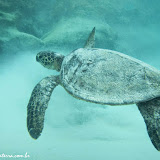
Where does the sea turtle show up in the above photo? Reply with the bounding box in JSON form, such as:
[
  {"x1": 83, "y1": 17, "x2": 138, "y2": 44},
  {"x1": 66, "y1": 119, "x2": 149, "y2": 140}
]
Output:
[{"x1": 27, "y1": 27, "x2": 160, "y2": 151}]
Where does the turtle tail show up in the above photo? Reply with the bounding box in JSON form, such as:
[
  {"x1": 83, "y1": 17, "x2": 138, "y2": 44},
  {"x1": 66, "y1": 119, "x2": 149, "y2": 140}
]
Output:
[{"x1": 137, "y1": 97, "x2": 160, "y2": 151}]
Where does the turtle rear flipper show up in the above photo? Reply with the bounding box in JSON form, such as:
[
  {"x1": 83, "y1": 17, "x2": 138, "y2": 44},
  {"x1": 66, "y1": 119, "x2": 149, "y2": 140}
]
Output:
[
  {"x1": 84, "y1": 27, "x2": 95, "y2": 48},
  {"x1": 27, "y1": 75, "x2": 59, "y2": 139},
  {"x1": 137, "y1": 98, "x2": 160, "y2": 151}
]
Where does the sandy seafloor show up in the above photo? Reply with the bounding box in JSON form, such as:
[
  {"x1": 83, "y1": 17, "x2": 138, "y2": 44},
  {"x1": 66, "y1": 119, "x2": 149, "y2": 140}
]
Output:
[{"x1": 1, "y1": 1, "x2": 160, "y2": 160}]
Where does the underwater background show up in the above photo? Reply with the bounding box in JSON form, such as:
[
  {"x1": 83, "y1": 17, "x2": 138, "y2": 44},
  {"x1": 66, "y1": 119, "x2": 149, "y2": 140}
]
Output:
[{"x1": 0, "y1": 0, "x2": 160, "y2": 159}]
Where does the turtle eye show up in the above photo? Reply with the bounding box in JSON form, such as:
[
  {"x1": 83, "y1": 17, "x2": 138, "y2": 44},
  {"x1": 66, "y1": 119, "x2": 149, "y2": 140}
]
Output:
[
  {"x1": 36, "y1": 53, "x2": 44, "y2": 62},
  {"x1": 39, "y1": 55, "x2": 42, "y2": 59}
]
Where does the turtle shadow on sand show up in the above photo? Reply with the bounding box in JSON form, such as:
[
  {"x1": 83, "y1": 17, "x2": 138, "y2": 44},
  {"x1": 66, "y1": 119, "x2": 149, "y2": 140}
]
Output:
[{"x1": 27, "y1": 27, "x2": 160, "y2": 151}]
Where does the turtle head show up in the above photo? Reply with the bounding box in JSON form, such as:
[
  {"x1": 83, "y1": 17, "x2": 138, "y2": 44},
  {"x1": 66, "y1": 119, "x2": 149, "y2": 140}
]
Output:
[{"x1": 36, "y1": 51, "x2": 65, "y2": 72}]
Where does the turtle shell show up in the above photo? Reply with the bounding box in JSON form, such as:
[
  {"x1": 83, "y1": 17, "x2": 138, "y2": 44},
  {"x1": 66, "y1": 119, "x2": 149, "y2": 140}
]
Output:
[{"x1": 60, "y1": 48, "x2": 160, "y2": 105}]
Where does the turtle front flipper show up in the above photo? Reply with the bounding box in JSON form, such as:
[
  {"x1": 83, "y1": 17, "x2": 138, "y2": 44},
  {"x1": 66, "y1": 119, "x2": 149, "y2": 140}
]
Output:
[
  {"x1": 27, "y1": 75, "x2": 59, "y2": 139},
  {"x1": 84, "y1": 27, "x2": 95, "y2": 48},
  {"x1": 137, "y1": 98, "x2": 160, "y2": 151}
]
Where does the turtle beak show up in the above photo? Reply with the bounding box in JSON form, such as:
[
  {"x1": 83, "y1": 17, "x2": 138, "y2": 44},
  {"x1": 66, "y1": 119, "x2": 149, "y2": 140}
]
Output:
[{"x1": 36, "y1": 55, "x2": 39, "y2": 62}]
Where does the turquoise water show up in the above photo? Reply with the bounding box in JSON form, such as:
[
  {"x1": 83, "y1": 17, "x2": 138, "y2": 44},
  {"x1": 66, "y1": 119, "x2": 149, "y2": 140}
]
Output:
[{"x1": 0, "y1": 0, "x2": 160, "y2": 159}]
